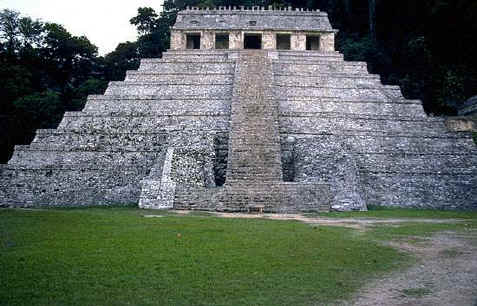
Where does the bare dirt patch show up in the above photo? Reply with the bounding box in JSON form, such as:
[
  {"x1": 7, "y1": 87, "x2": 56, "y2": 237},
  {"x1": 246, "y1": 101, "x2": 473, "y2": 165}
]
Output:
[
  {"x1": 185, "y1": 211, "x2": 468, "y2": 230},
  {"x1": 341, "y1": 231, "x2": 477, "y2": 306}
]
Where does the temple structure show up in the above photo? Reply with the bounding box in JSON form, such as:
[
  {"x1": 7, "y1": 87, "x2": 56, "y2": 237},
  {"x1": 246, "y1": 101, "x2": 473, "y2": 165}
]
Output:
[
  {"x1": 0, "y1": 7, "x2": 475, "y2": 211},
  {"x1": 170, "y1": 6, "x2": 336, "y2": 52}
]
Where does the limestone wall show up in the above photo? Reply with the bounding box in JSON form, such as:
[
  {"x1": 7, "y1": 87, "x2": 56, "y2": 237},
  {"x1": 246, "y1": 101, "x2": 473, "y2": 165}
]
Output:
[
  {"x1": 170, "y1": 29, "x2": 335, "y2": 51},
  {"x1": 0, "y1": 49, "x2": 475, "y2": 211}
]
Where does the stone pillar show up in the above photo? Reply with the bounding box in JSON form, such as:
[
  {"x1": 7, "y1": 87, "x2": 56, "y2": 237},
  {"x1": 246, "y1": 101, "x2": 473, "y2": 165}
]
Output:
[
  {"x1": 262, "y1": 31, "x2": 275, "y2": 50},
  {"x1": 201, "y1": 31, "x2": 214, "y2": 49},
  {"x1": 170, "y1": 31, "x2": 185, "y2": 50},
  {"x1": 291, "y1": 33, "x2": 306, "y2": 50},
  {"x1": 320, "y1": 33, "x2": 335, "y2": 52},
  {"x1": 229, "y1": 31, "x2": 243, "y2": 49}
]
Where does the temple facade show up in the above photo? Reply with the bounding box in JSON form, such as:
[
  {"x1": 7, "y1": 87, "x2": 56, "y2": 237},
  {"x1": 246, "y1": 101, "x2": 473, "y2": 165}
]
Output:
[{"x1": 170, "y1": 6, "x2": 336, "y2": 52}]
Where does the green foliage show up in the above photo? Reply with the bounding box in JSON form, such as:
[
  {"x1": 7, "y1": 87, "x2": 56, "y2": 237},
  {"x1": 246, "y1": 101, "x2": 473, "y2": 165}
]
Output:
[
  {"x1": 68, "y1": 78, "x2": 108, "y2": 111},
  {"x1": 432, "y1": 67, "x2": 466, "y2": 115},
  {"x1": 103, "y1": 41, "x2": 140, "y2": 81},
  {"x1": 0, "y1": 10, "x2": 104, "y2": 162},
  {"x1": 130, "y1": 2, "x2": 179, "y2": 58},
  {"x1": 0, "y1": 9, "x2": 20, "y2": 53},
  {"x1": 313, "y1": 206, "x2": 477, "y2": 220},
  {"x1": 0, "y1": 61, "x2": 32, "y2": 113},
  {"x1": 13, "y1": 90, "x2": 63, "y2": 129},
  {"x1": 129, "y1": 7, "x2": 159, "y2": 35}
]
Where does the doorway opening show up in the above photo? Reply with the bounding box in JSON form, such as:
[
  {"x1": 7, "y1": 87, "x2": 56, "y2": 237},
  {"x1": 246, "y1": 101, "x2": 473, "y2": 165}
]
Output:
[
  {"x1": 306, "y1": 35, "x2": 320, "y2": 50},
  {"x1": 215, "y1": 33, "x2": 229, "y2": 49},
  {"x1": 244, "y1": 34, "x2": 262, "y2": 49},
  {"x1": 276, "y1": 34, "x2": 291, "y2": 50},
  {"x1": 186, "y1": 34, "x2": 201, "y2": 49}
]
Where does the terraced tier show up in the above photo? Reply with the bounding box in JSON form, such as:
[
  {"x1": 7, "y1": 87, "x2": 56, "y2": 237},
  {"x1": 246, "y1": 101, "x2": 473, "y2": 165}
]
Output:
[
  {"x1": 0, "y1": 49, "x2": 475, "y2": 211},
  {"x1": 0, "y1": 54, "x2": 235, "y2": 207}
]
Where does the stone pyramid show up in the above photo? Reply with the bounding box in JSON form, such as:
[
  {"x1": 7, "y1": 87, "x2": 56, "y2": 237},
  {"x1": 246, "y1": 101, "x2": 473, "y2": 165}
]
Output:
[{"x1": 0, "y1": 7, "x2": 475, "y2": 211}]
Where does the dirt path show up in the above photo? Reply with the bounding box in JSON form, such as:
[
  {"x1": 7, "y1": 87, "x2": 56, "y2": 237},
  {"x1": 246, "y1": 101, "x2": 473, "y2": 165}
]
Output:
[
  {"x1": 170, "y1": 210, "x2": 469, "y2": 230},
  {"x1": 168, "y1": 211, "x2": 477, "y2": 305},
  {"x1": 342, "y1": 231, "x2": 477, "y2": 306}
]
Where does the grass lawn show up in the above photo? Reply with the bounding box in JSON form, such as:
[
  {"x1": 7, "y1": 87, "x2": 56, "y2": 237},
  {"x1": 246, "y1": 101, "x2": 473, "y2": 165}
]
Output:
[
  {"x1": 1, "y1": 208, "x2": 475, "y2": 305},
  {"x1": 311, "y1": 205, "x2": 477, "y2": 219}
]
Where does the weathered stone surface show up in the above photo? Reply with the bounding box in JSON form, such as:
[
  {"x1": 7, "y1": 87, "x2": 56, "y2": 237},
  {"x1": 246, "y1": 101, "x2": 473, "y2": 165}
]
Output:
[
  {"x1": 171, "y1": 7, "x2": 337, "y2": 52},
  {"x1": 445, "y1": 117, "x2": 476, "y2": 132},
  {"x1": 0, "y1": 8, "x2": 475, "y2": 211}
]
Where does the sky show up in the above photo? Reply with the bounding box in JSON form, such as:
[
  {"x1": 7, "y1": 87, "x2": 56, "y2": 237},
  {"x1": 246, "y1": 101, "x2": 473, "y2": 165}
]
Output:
[{"x1": 0, "y1": 0, "x2": 165, "y2": 55}]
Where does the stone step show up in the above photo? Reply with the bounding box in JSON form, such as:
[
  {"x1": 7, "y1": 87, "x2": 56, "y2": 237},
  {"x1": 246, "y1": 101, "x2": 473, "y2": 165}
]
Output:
[
  {"x1": 275, "y1": 72, "x2": 380, "y2": 78},
  {"x1": 226, "y1": 51, "x2": 283, "y2": 185},
  {"x1": 275, "y1": 86, "x2": 390, "y2": 101},
  {"x1": 276, "y1": 50, "x2": 343, "y2": 58},
  {"x1": 362, "y1": 172, "x2": 476, "y2": 210},
  {"x1": 83, "y1": 99, "x2": 230, "y2": 116},
  {"x1": 278, "y1": 99, "x2": 427, "y2": 118},
  {"x1": 7, "y1": 149, "x2": 161, "y2": 169},
  {"x1": 357, "y1": 153, "x2": 477, "y2": 174},
  {"x1": 83, "y1": 97, "x2": 231, "y2": 114},
  {"x1": 275, "y1": 75, "x2": 382, "y2": 87},
  {"x1": 31, "y1": 131, "x2": 168, "y2": 147},
  {"x1": 273, "y1": 62, "x2": 368, "y2": 74},
  {"x1": 0, "y1": 167, "x2": 145, "y2": 206},
  {"x1": 104, "y1": 83, "x2": 232, "y2": 97},
  {"x1": 138, "y1": 62, "x2": 235, "y2": 74},
  {"x1": 280, "y1": 112, "x2": 428, "y2": 121},
  {"x1": 282, "y1": 134, "x2": 476, "y2": 155},
  {"x1": 22, "y1": 140, "x2": 166, "y2": 153},
  {"x1": 173, "y1": 183, "x2": 331, "y2": 213},
  {"x1": 141, "y1": 58, "x2": 233, "y2": 64},
  {"x1": 162, "y1": 51, "x2": 229, "y2": 60},
  {"x1": 139, "y1": 179, "x2": 176, "y2": 209},
  {"x1": 277, "y1": 58, "x2": 345, "y2": 64},
  {"x1": 124, "y1": 72, "x2": 233, "y2": 83},
  {"x1": 57, "y1": 116, "x2": 229, "y2": 133},
  {"x1": 280, "y1": 116, "x2": 451, "y2": 136},
  {"x1": 165, "y1": 49, "x2": 230, "y2": 56}
]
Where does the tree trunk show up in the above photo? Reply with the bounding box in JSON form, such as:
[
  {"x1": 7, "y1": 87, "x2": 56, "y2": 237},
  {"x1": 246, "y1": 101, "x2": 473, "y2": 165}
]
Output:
[
  {"x1": 369, "y1": 0, "x2": 377, "y2": 41},
  {"x1": 343, "y1": 0, "x2": 352, "y2": 16},
  {"x1": 342, "y1": 0, "x2": 352, "y2": 23}
]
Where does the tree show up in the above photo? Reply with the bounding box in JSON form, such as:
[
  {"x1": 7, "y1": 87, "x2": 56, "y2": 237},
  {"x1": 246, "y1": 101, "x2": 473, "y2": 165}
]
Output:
[
  {"x1": 13, "y1": 90, "x2": 63, "y2": 130},
  {"x1": 41, "y1": 23, "x2": 99, "y2": 90},
  {"x1": 0, "y1": 10, "x2": 44, "y2": 55},
  {"x1": 104, "y1": 41, "x2": 140, "y2": 81},
  {"x1": 130, "y1": 1, "x2": 180, "y2": 58},
  {"x1": 68, "y1": 78, "x2": 109, "y2": 111},
  {"x1": 0, "y1": 9, "x2": 20, "y2": 54},
  {"x1": 129, "y1": 7, "x2": 159, "y2": 35},
  {"x1": 368, "y1": 0, "x2": 376, "y2": 41}
]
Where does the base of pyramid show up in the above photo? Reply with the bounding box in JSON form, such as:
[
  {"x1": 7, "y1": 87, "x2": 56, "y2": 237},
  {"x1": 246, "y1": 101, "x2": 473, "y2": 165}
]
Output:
[{"x1": 173, "y1": 182, "x2": 331, "y2": 213}]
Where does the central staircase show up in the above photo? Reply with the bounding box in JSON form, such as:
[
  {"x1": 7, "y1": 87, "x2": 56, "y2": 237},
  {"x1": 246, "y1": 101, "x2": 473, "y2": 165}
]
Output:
[
  {"x1": 213, "y1": 51, "x2": 331, "y2": 212},
  {"x1": 226, "y1": 51, "x2": 283, "y2": 183},
  {"x1": 173, "y1": 51, "x2": 331, "y2": 212}
]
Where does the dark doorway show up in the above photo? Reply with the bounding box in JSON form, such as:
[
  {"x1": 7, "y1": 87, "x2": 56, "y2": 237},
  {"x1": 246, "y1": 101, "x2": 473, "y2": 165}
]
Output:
[
  {"x1": 215, "y1": 33, "x2": 229, "y2": 49},
  {"x1": 186, "y1": 34, "x2": 201, "y2": 49},
  {"x1": 306, "y1": 35, "x2": 320, "y2": 50},
  {"x1": 276, "y1": 34, "x2": 291, "y2": 50},
  {"x1": 244, "y1": 34, "x2": 262, "y2": 49}
]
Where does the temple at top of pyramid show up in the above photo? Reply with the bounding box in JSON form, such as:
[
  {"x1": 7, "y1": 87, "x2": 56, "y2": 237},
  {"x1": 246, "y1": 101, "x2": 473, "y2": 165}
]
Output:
[
  {"x1": 0, "y1": 7, "x2": 476, "y2": 211},
  {"x1": 170, "y1": 6, "x2": 336, "y2": 51}
]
